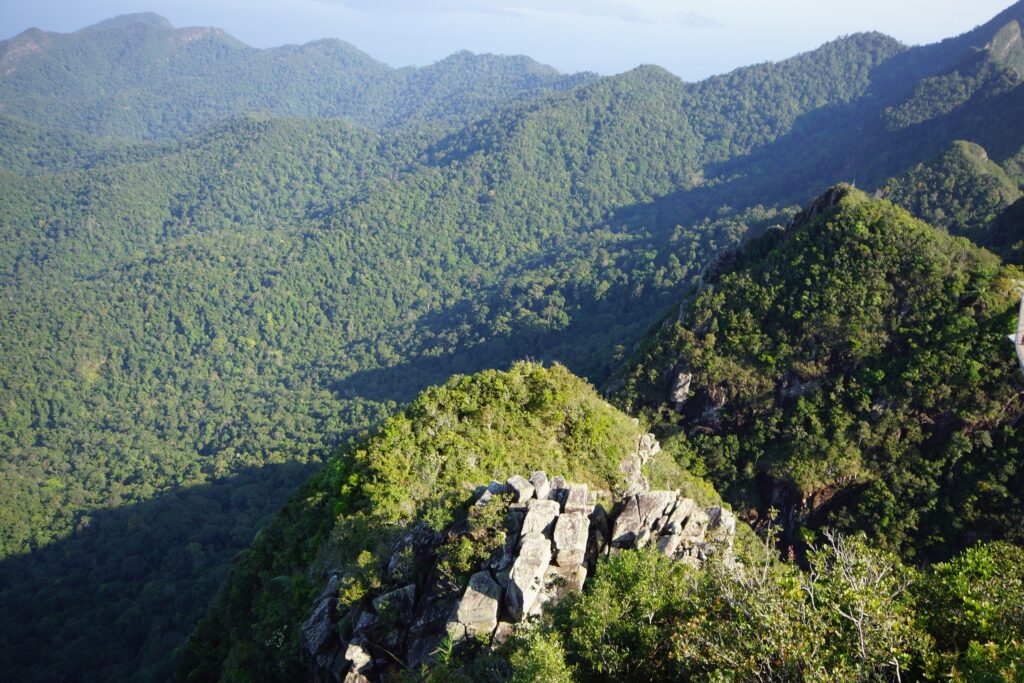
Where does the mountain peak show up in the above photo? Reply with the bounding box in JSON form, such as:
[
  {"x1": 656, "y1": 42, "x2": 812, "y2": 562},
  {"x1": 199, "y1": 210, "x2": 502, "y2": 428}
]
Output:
[
  {"x1": 80, "y1": 13, "x2": 174, "y2": 33},
  {"x1": 986, "y1": 19, "x2": 1024, "y2": 76}
]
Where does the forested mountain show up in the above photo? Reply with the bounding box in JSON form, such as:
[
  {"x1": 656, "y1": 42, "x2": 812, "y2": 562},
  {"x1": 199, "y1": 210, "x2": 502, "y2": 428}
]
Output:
[
  {"x1": 879, "y1": 139, "x2": 1024, "y2": 258},
  {"x1": 177, "y1": 361, "x2": 1024, "y2": 682},
  {"x1": 616, "y1": 186, "x2": 1024, "y2": 562},
  {"x1": 0, "y1": 13, "x2": 593, "y2": 138},
  {"x1": 2, "y1": 3, "x2": 1024, "y2": 682}
]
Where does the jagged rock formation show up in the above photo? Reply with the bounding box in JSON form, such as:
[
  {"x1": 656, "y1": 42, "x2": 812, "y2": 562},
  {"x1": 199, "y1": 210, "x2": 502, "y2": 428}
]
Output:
[{"x1": 301, "y1": 435, "x2": 736, "y2": 682}]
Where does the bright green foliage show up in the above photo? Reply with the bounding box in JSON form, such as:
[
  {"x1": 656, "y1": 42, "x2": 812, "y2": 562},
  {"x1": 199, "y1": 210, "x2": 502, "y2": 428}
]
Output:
[
  {"x1": 506, "y1": 628, "x2": 577, "y2": 683},
  {"x1": 919, "y1": 541, "x2": 1024, "y2": 680},
  {"x1": 617, "y1": 188, "x2": 1024, "y2": 560},
  {"x1": 177, "y1": 362, "x2": 701, "y2": 681},
  {"x1": 354, "y1": 363, "x2": 642, "y2": 527},
  {"x1": 511, "y1": 534, "x2": 930, "y2": 682}
]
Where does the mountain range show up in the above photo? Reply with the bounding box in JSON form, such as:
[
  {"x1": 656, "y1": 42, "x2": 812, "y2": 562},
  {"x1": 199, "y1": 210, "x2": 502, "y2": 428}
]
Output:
[{"x1": 0, "y1": 5, "x2": 1022, "y2": 682}]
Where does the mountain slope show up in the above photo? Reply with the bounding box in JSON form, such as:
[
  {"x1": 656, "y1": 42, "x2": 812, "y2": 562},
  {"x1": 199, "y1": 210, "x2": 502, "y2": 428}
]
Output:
[
  {"x1": 879, "y1": 139, "x2": 1021, "y2": 241},
  {"x1": 5, "y1": 5, "x2": 1024, "y2": 681},
  {"x1": 0, "y1": 14, "x2": 592, "y2": 138},
  {"x1": 173, "y1": 362, "x2": 739, "y2": 682},
  {"x1": 615, "y1": 187, "x2": 1024, "y2": 561}
]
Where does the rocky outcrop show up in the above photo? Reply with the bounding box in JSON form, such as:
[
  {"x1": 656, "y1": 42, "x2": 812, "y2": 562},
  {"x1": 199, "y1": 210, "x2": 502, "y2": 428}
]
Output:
[
  {"x1": 302, "y1": 435, "x2": 736, "y2": 682},
  {"x1": 670, "y1": 371, "x2": 692, "y2": 409},
  {"x1": 447, "y1": 572, "x2": 502, "y2": 641}
]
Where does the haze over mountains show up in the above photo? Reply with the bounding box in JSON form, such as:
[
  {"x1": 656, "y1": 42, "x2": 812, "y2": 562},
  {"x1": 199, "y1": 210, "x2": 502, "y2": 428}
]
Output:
[
  {"x1": 0, "y1": 12, "x2": 595, "y2": 138},
  {"x1": 0, "y1": 5, "x2": 1023, "y2": 682}
]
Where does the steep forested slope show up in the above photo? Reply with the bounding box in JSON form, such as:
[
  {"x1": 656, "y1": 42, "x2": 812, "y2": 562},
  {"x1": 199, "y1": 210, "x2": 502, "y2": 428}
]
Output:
[
  {"x1": 0, "y1": 13, "x2": 592, "y2": 138},
  {"x1": 879, "y1": 139, "x2": 1024, "y2": 258},
  {"x1": 174, "y1": 362, "x2": 736, "y2": 682},
  {"x1": 172, "y1": 363, "x2": 1024, "y2": 683},
  {"x1": 4, "y1": 4, "x2": 1024, "y2": 681},
  {"x1": 616, "y1": 187, "x2": 1024, "y2": 562},
  {"x1": 880, "y1": 140, "x2": 1020, "y2": 236}
]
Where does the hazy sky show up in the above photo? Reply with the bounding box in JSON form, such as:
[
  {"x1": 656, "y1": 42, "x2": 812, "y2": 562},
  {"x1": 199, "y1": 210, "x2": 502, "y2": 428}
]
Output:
[{"x1": 0, "y1": 0, "x2": 1016, "y2": 79}]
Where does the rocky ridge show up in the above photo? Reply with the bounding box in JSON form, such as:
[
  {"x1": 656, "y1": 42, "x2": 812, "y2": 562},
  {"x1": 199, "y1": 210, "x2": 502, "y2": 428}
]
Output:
[{"x1": 301, "y1": 435, "x2": 736, "y2": 682}]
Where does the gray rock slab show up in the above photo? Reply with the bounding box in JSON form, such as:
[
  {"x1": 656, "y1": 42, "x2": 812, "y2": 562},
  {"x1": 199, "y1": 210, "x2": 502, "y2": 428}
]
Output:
[
  {"x1": 529, "y1": 471, "x2": 551, "y2": 500},
  {"x1": 506, "y1": 475, "x2": 535, "y2": 503},
  {"x1": 553, "y1": 511, "x2": 589, "y2": 567},
  {"x1": 506, "y1": 532, "x2": 552, "y2": 621},
  {"x1": 372, "y1": 584, "x2": 416, "y2": 620},
  {"x1": 563, "y1": 483, "x2": 591, "y2": 514},
  {"x1": 636, "y1": 491, "x2": 677, "y2": 526},
  {"x1": 301, "y1": 596, "x2": 336, "y2": 656},
  {"x1": 611, "y1": 496, "x2": 643, "y2": 547},
  {"x1": 529, "y1": 564, "x2": 588, "y2": 617},
  {"x1": 671, "y1": 371, "x2": 692, "y2": 405},
  {"x1": 663, "y1": 497, "x2": 697, "y2": 534},
  {"x1": 521, "y1": 498, "x2": 560, "y2": 537},
  {"x1": 637, "y1": 433, "x2": 661, "y2": 464},
  {"x1": 343, "y1": 640, "x2": 373, "y2": 674},
  {"x1": 447, "y1": 571, "x2": 502, "y2": 641}
]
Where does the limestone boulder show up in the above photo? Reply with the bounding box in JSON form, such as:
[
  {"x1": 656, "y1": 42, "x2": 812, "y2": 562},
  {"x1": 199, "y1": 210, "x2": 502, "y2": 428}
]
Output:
[
  {"x1": 352, "y1": 611, "x2": 377, "y2": 638},
  {"x1": 636, "y1": 491, "x2": 677, "y2": 526},
  {"x1": 680, "y1": 506, "x2": 710, "y2": 541},
  {"x1": 520, "y1": 498, "x2": 560, "y2": 537},
  {"x1": 553, "y1": 511, "x2": 589, "y2": 567},
  {"x1": 663, "y1": 497, "x2": 697, "y2": 534},
  {"x1": 529, "y1": 471, "x2": 551, "y2": 500},
  {"x1": 529, "y1": 564, "x2": 588, "y2": 617},
  {"x1": 342, "y1": 640, "x2": 373, "y2": 676},
  {"x1": 671, "y1": 371, "x2": 692, "y2": 406},
  {"x1": 506, "y1": 475, "x2": 535, "y2": 503},
  {"x1": 447, "y1": 571, "x2": 502, "y2": 642},
  {"x1": 492, "y1": 621, "x2": 516, "y2": 646},
  {"x1": 706, "y1": 506, "x2": 736, "y2": 541},
  {"x1": 372, "y1": 584, "x2": 416, "y2": 620},
  {"x1": 637, "y1": 433, "x2": 661, "y2": 464},
  {"x1": 587, "y1": 504, "x2": 610, "y2": 563},
  {"x1": 611, "y1": 496, "x2": 643, "y2": 547},
  {"x1": 563, "y1": 483, "x2": 591, "y2": 514},
  {"x1": 506, "y1": 532, "x2": 552, "y2": 621},
  {"x1": 302, "y1": 594, "x2": 337, "y2": 657}
]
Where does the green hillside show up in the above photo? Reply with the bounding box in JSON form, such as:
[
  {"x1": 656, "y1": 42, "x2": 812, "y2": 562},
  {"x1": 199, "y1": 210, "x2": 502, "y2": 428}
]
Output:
[
  {"x1": 3, "y1": 3, "x2": 1024, "y2": 681},
  {"x1": 616, "y1": 187, "x2": 1024, "y2": 562},
  {"x1": 879, "y1": 140, "x2": 1021, "y2": 246},
  {"x1": 172, "y1": 363, "x2": 1024, "y2": 683},
  {"x1": 175, "y1": 362, "x2": 727, "y2": 681},
  {"x1": 0, "y1": 14, "x2": 592, "y2": 138}
]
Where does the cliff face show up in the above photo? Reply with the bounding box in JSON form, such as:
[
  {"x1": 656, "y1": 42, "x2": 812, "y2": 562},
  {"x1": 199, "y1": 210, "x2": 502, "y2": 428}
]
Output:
[{"x1": 302, "y1": 437, "x2": 736, "y2": 683}]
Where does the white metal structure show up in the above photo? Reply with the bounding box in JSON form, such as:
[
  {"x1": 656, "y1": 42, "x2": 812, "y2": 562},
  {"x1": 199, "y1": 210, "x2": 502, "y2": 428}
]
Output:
[{"x1": 1010, "y1": 290, "x2": 1024, "y2": 375}]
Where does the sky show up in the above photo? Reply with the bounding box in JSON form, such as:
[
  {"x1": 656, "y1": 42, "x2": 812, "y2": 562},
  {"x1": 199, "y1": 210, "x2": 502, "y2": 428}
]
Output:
[{"x1": 0, "y1": 0, "x2": 1017, "y2": 80}]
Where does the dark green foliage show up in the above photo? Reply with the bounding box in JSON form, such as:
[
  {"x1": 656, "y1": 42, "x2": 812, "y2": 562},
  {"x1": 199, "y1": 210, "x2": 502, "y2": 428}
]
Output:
[
  {"x1": 0, "y1": 462, "x2": 317, "y2": 683},
  {"x1": 880, "y1": 140, "x2": 1021, "y2": 243},
  {"x1": 882, "y1": 46, "x2": 1022, "y2": 132},
  {"x1": 617, "y1": 188, "x2": 1024, "y2": 561},
  {"x1": 4, "y1": 5, "x2": 1024, "y2": 680}
]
